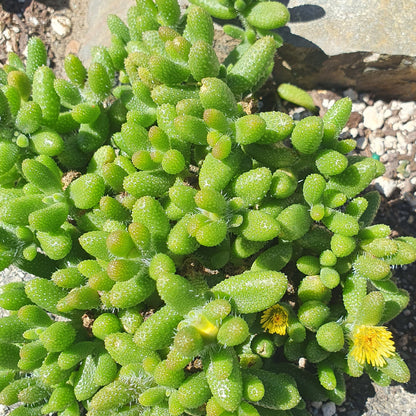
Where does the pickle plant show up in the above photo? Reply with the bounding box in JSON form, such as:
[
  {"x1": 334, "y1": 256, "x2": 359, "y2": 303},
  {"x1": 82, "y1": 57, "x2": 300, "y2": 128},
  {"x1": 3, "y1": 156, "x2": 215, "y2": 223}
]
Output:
[{"x1": 0, "y1": 0, "x2": 414, "y2": 415}]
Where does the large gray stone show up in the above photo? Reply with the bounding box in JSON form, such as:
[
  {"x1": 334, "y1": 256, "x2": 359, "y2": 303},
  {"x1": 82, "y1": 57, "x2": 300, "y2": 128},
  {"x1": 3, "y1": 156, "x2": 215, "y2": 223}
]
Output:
[
  {"x1": 282, "y1": 0, "x2": 416, "y2": 56},
  {"x1": 78, "y1": 1, "x2": 132, "y2": 63},
  {"x1": 274, "y1": 0, "x2": 416, "y2": 100}
]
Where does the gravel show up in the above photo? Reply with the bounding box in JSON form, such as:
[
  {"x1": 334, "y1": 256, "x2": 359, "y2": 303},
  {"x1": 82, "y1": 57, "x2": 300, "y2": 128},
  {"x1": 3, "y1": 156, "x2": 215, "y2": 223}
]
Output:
[
  {"x1": 363, "y1": 106, "x2": 385, "y2": 130},
  {"x1": 306, "y1": 89, "x2": 416, "y2": 202},
  {"x1": 0, "y1": 0, "x2": 87, "y2": 78}
]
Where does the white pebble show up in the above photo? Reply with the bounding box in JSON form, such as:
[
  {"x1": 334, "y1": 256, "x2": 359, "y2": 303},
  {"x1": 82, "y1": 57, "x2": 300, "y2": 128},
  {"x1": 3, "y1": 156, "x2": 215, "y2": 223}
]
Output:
[
  {"x1": 363, "y1": 53, "x2": 380, "y2": 63},
  {"x1": 370, "y1": 137, "x2": 385, "y2": 155},
  {"x1": 380, "y1": 154, "x2": 389, "y2": 163},
  {"x1": 399, "y1": 109, "x2": 411, "y2": 123},
  {"x1": 363, "y1": 106, "x2": 384, "y2": 130},
  {"x1": 397, "y1": 132, "x2": 409, "y2": 154},
  {"x1": 383, "y1": 109, "x2": 393, "y2": 119},
  {"x1": 400, "y1": 101, "x2": 416, "y2": 116},
  {"x1": 298, "y1": 357, "x2": 306, "y2": 368},
  {"x1": 5, "y1": 41, "x2": 13, "y2": 53},
  {"x1": 374, "y1": 177, "x2": 398, "y2": 198},
  {"x1": 51, "y1": 15, "x2": 72, "y2": 37},
  {"x1": 3, "y1": 28, "x2": 11, "y2": 40},
  {"x1": 397, "y1": 131, "x2": 406, "y2": 143},
  {"x1": 374, "y1": 100, "x2": 385, "y2": 110},
  {"x1": 352, "y1": 102, "x2": 366, "y2": 113},
  {"x1": 384, "y1": 135, "x2": 397, "y2": 150},
  {"x1": 403, "y1": 121, "x2": 416, "y2": 132},
  {"x1": 387, "y1": 115, "x2": 400, "y2": 126},
  {"x1": 398, "y1": 145, "x2": 408, "y2": 155},
  {"x1": 393, "y1": 121, "x2": 403, "y2": 131},
  {"x1": 28, "y1": 16, "x2": 40, "y2": 26},
  {"x1": 349, "y1": 127, "x2": 358, "y2": 138},
  {"x1": 390, "y1": 100, "x2": 402, "y2": 111},
  {"x1": 361, "y1": 94, "x2": 372, "y2": 105},
  {"x1": 322, "y1": 401, "x2": 337, "y2": 416},
  {"x1": 322, "y1": 99, "x2": 335, "y2": 109}
]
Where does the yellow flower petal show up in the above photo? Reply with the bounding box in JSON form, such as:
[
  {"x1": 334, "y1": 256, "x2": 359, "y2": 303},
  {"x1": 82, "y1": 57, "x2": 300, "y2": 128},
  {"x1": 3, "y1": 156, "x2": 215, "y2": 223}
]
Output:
[
  {"x1": 350, "y1": 325, "x2": 395, "y2": 368},
  {"x1": 260, "y1": 304, "x2": 289, "y2": 335}
]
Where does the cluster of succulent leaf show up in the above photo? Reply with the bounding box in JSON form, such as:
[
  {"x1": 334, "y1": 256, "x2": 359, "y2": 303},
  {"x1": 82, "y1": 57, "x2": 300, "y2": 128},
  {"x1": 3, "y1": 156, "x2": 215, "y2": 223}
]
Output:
[{"x1": 0, "y1": 0, "x2": 414, "y2": 415}]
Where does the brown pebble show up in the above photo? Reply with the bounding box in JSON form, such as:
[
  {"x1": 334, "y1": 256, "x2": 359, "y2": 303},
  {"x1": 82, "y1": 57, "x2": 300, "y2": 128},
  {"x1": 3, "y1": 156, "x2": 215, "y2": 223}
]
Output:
[
  {"x1": 382, "y1": 126, "x2": 396, "y2": 136},
  {"x1": 405, "y1": 130, "x2": 416, "y2": 143},
  {"x1": 65, "y1": 39, "x2": 80, "y2": 55},
  {"x1": 346, "y1": 111, "x2": 362, "y2": 128}
]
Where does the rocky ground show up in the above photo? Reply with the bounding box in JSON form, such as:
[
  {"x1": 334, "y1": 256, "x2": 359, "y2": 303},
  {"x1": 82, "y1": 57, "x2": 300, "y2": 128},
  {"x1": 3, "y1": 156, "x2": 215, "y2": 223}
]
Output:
[
  {"x1": 1, "y1": 1, "x2": 416, "y2": 415},
  {"x1": 0, "y1": 0, "x2": 87, "y2": 78}
]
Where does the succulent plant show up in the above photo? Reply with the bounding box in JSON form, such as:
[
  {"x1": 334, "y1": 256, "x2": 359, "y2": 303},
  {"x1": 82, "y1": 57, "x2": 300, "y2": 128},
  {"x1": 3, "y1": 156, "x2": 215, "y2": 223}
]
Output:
[{"x1": 0, "y1": 0, "x2": 414, "y2": 415}]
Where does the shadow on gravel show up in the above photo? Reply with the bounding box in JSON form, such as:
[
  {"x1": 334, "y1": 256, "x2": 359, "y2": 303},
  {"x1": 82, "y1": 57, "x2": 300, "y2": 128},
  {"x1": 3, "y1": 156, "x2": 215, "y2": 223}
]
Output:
[
  {"x1": 0, "y1": 0, "x2": 69, "y2": 12},
  {"x1": 341, "y1": 375, "x2": 376, "y2": 415},
  {"x1": 33, "y1": 0, "x2": 70, "y2": 9}
]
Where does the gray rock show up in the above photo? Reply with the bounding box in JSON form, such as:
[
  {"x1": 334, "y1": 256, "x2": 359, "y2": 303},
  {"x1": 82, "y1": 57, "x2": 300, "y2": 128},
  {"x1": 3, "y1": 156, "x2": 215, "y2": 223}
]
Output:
[
  {"x1": 283, "y1": 0, "x2": 415, "y2": 56},
  {"x1": 274, "y1": 0, "x2": 416, "y2": 100},
  {"x1": 322, "y1": 401, "x2": 336, "y2": 416},
  {"x1": 78, "y1": 1, "x2": 130, "y2": 63},
  {"x1": 363, "y1": 385, "x2": 416, "y2": 416},
  {"x1": 356, "y1": 136, "x2": 368, "y2": 150},
  {"x1": 343, "y1": 87, "x2": 358, "y2": 101}
]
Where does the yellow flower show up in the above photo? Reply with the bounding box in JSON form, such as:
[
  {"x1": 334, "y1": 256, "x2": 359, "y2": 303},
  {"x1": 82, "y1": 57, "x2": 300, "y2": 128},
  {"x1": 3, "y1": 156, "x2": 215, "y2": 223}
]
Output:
[
  {"x1": 350, "y1": 325, "x2": 396, "y2": 367},
  {"x1": 260, "y1": 304, "x2": 289, "y2": 335}
]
